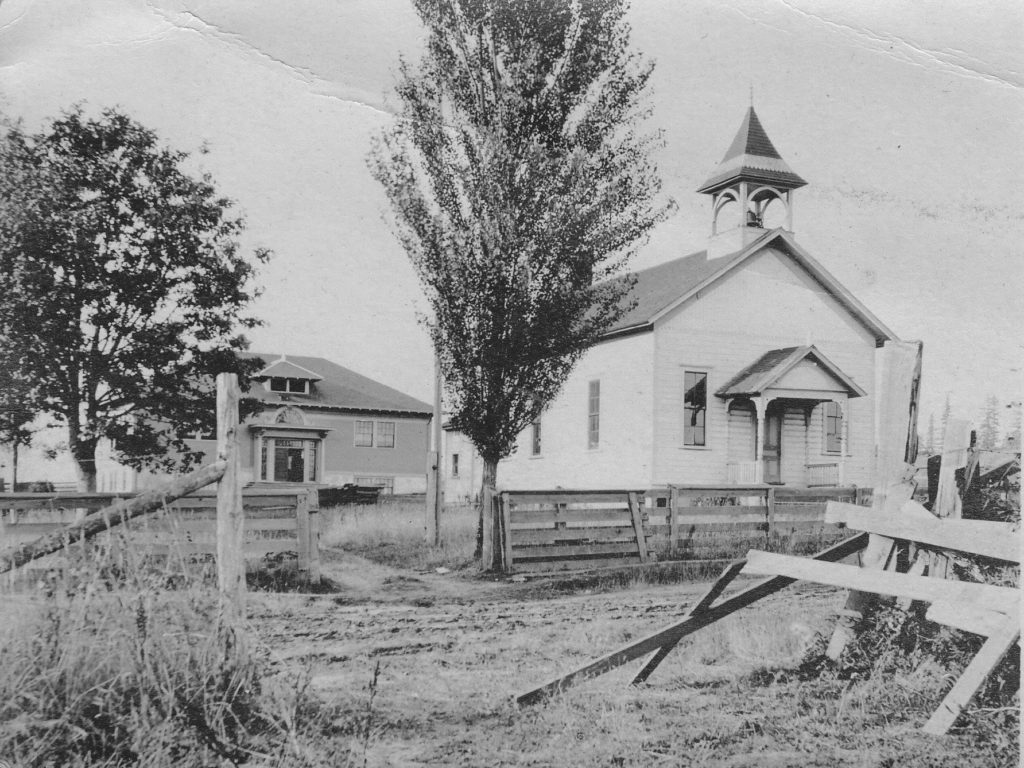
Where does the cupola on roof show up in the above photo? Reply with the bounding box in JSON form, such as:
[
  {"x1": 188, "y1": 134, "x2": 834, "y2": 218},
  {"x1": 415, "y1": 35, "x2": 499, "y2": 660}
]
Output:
[{"x1": 696, "y1": 107, "x2": 807, "y2": 195}]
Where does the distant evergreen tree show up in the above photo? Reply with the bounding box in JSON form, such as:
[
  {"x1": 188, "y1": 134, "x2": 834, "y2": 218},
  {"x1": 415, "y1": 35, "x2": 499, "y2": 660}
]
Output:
[
  {"x1": 939, "y1": 394, "x2": 952, "y2": 452},
  {"x1": 977, "y1": 395, "x2": 1000, "y2": 450}
]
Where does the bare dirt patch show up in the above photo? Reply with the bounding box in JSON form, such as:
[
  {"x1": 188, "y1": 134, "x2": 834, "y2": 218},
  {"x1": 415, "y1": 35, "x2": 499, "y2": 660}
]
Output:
[{"x1": 248, "y1": 550, "x2": 1017, "y2": 767}]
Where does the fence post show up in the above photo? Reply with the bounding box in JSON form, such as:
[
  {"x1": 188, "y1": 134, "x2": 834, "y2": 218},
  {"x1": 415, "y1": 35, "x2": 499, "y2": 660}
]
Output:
[
  {"x1": 216, "y1": 373, "x2": 245, "y2": 613},
  {"x1": 669, "y1": 487, "x2": 678, "y2": 553},
  {"x1": 766, "y1": 486, "x2": 776, "y2": 541},
  {"x1": 295, "y1": 489, "x2": 311, "y2": 582},
  {"x1": 307, "y1": 488, "x2": 321, "y2": 586}
]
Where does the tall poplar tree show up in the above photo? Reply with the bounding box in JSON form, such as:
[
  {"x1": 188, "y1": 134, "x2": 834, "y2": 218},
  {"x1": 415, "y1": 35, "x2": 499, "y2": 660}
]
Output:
[{"x1": 370, "y1": 0, "x2": 673, "y2": 530}]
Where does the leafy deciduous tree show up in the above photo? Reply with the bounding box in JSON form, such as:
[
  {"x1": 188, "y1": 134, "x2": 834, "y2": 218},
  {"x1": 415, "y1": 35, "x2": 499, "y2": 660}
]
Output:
[
  {"x1": 0, "y1": 106, "x2": 268, "y2": 490},
  {"x1": 370, "y1": 0, "x2": 673, "y2": 528}
]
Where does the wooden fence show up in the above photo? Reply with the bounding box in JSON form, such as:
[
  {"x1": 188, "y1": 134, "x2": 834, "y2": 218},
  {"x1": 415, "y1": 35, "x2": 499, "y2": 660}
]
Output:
[
  {"x1": 492, "y1": 485, "x2": 871, "y2": 573},
  {"x1": 0, "y1": 487, "x2": 320, "y2": 585}
]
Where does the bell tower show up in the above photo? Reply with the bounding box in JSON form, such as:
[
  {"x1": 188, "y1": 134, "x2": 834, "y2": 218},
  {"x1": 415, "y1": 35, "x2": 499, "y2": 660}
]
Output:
[{"x1": 697, "y1": 107, "x2": 806, "y2": 258}]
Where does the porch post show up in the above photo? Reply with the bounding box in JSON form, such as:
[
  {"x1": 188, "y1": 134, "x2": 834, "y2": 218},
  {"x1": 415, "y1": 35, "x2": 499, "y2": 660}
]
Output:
[
  {"x1": 835, "y1": 396, "x2": 848, "y2": 486},
  {"x1": 753, "y1": 396, "x2": 767, "y2": 484}
]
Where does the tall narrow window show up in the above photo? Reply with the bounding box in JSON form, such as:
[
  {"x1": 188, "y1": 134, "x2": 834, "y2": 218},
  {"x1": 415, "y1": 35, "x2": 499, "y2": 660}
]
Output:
[
  {"x1": 588, "y1": 380, "x2": 600, "y2": 448},
  {"x1": 451, "y1": 453, "x2": 460, "y2": 477},
  {"x1": 354, "y1": 420, "x2": 374, "y2": 447},
  {"x1": 824, "y1": 402, "x2": 843, "y2": 453},
  {"x1": 531, "y1": 418, "x2": 542, "y2": 455},
  {"x1": 684, "y1": 371, "x2": 707, "y2": 446}
]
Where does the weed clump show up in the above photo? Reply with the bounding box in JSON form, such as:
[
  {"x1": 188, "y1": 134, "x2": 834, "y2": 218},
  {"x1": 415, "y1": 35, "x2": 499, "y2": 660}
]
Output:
[{"x1": 0, "y1": 537, "x2": 329, "y2": 767}]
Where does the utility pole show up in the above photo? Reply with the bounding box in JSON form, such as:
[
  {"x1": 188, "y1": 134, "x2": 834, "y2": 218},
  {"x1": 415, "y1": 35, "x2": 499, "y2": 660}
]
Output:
[{"x1": 426, "y1": 355, "x2": 444, "y2": 545}]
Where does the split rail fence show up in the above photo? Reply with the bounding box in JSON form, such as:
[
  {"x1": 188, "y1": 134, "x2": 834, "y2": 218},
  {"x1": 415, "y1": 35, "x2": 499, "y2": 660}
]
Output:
[{"x1": 484, "y1": 485, "x2": 870, "y2": 573}]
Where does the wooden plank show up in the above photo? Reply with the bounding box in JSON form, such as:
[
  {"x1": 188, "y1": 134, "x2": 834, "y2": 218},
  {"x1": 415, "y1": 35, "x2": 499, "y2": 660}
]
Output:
[
  {"x1": 742, "y1": 551, "x2": 1018, "y2": 614},
  {"x1": 295, "y1": 485, "x2": 311, "y2": 580},
  {"x1": 922, "y1": 618, "x2": 1021, "y2": 735},
  {"x1": 510, "y1": 508, "x2": 630, "y2": 525},
  {"x1": 510, "y1": 555, "x2": 642, "y2": 573},
  {"x1": 935, "y1": 419, "x2": 971, "y2": 519},
  {"x1": 506, "y1": 491, "x2": 640, "y2": 505},
  {"x1": 632, "y1": 559, "x2": 747, "y2": 685},
  {"x1": 628, "y1": 492, "x2": 649, "y2": 563},
  {"x1": 766, "y1": 487, "x2": 776, "y2": 537},
  {"x1": 216, "y1": 373, "x2": 246, "y2": 609},
  {"x1": 675, "y1": 505, "x2": 768, "y2": 516},
  {"x1": 669, "y1": 487, "x2": 679, "y2": 549},
  {"x1": 307, "y1": 506, "x2": 321, "y2": 585},
  {"x1": 825, "y1": 502, "x2": 1019, "y2": 563},
  {"x1": 512, "y1": 542, "x2": 642, "y2": 559},
  {"x1": 142, "y1": 540, "x2": 300, "y2": 556},
  {"x1": 926, "y1": 600, "x2": 1013, "y2": 637},
  {"x1": 515, "y1": 533, "x2": 869, "y2": 705},
  {"x1": 512, "y1": 526, "x2": 639, "y2": 545}
]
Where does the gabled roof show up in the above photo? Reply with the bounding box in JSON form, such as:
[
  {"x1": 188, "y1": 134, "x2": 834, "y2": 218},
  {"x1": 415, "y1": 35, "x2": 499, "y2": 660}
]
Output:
[
  {"x1": 255, "y1": 356, "x2": 323, "y2": 381},
  {"x1": 241, "y1": 352, "x2": 432, "y2": 416},
  {"x1": 715, "y1": 345, "x2": 867, "y2": 398},
  {"x1": 601, "y1": 229, "x2": 897, "y2": 344},
  {"x1": 696, "y1": 107, "x2": 807, "y2": 195}
]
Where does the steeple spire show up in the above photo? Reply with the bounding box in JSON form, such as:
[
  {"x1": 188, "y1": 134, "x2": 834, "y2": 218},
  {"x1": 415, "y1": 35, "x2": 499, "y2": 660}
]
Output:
[{"x1": 698, "y1": 107, "x2": 806, "y2": 257}]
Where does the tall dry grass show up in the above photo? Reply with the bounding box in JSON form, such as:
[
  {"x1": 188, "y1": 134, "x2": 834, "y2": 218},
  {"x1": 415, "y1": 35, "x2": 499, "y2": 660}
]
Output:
[
  {"x1": 0, "y1": 533, "x2": 334, "y2": 767},
  {"x1": 319, "y1": 501, "x2": 478, "y2": 571}
]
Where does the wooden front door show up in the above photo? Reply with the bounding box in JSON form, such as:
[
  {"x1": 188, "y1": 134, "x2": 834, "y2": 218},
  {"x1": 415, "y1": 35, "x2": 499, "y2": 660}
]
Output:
[{"x1": 763, "y1": 406, "x2": 782, "y2": 484}]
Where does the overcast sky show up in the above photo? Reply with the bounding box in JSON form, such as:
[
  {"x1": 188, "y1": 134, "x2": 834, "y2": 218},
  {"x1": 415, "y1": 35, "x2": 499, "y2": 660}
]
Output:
[{"x1": 1, "y1": 0, "x2": 1022, "y2": 472}]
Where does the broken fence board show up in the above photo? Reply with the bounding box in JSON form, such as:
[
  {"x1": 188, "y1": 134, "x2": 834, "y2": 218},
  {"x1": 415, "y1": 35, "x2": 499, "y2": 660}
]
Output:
[
  {"x1": 511, "y1": 526, "x2": 639, "y2": 544},
  {"x1": 926, "y1": 600, "x2": 1014, "y2": 638},
  {"x1": 742, "y1": 550, "x2": 1019, "y2": 613},
  {"x1": 922, "y1": 618, "x2": 1021, "y2": 735},
  {"x1": 824, "y1": 502, "x2": 1020, "y2": 563},
  {"x1": 515, "y1": 533, "x2": 869, "y2": 705}
]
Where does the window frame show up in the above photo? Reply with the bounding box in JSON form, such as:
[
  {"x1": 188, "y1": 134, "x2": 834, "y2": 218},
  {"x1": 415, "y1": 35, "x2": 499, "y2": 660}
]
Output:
[
  {"x1": 587, "y1": 380, "x2": 600, "y2": 449},
  {"x1": 683, "y1": 370, "x2": 708, "y2": 447},
  {"x1": 531, "y1": 417, "x2": 542, "y2": 456},
  {"x1": 823, "y1": 401, "x2": 844, "y2": 454},
  {"x1": 451, "y1": 453, "x2": 460, "y2": 478},
  {"x1": 354, "y1": 420, "x2": 374, "y2": 447},
  {"x1": 376, "y1": 421, "x2": 396, "y2": 449}
]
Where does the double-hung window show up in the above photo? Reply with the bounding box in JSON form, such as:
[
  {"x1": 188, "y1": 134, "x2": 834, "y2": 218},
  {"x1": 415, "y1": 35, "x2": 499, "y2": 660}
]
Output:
[
  {"x1": 587, "y1": 380, "x2": 600, "y2": 448},
  {"x1": 824, "y1": 402, "x2": 843, "y2": 453},
  {"x1": 683, "y1": 371, "x2": 707, "y2": 447}
]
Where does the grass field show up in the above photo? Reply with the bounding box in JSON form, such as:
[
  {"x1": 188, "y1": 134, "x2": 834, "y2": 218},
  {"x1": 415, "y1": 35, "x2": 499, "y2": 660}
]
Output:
[{"x1": 1, "y1": 500, "x2": 1016, "y2": 767}]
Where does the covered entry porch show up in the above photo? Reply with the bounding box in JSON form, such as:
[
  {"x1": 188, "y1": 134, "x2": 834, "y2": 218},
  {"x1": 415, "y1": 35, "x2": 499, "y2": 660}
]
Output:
[{"x1": 717, "y1": 346, "x2": 866, "y2": 487}]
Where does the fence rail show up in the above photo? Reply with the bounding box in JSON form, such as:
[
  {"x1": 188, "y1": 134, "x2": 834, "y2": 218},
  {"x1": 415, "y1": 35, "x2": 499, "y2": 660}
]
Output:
[
  {"x1": 493, "y1": 485, "x2": 870, "y2": 573},
  {"x1": 0, "y1": 486, "x2": 320, "y2": 585}
]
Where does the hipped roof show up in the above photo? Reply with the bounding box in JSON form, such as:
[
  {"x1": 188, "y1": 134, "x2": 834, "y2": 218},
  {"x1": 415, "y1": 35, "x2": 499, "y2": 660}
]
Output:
[
  {"x1": 696, "y1": 107, "x2": 807, "y2": 195},
  {"x1": 241, "y1": 352, "x2": 431, "y2": 416}
]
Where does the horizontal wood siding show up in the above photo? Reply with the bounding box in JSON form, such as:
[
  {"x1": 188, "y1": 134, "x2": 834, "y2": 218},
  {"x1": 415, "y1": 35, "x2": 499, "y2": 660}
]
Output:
[
  {"x1": 499, "y1": 333, "x2": 655, "y2": 489},
  {"x1": 653, "y1": 247, "x2": 877, "y2": 486}
]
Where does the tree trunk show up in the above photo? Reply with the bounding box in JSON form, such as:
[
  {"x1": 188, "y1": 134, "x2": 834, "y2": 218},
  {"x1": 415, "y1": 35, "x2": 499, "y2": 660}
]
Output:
[
  {"x1": 69, "y1": 436, "x2": 99, "y2": 492},
  {"x1": 476, "y1": 458, "x2": 498, "y2": 559},
  {"x1": 11, "y1": 442, "x2": 17, "y2": 490}
]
